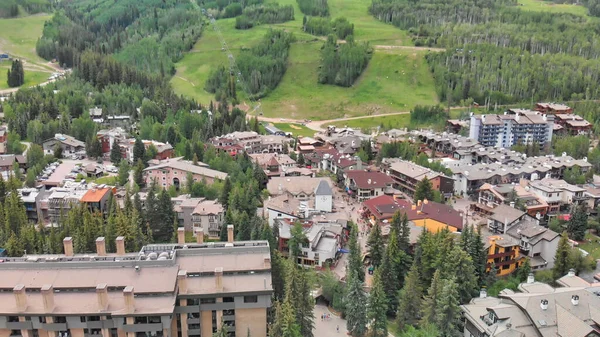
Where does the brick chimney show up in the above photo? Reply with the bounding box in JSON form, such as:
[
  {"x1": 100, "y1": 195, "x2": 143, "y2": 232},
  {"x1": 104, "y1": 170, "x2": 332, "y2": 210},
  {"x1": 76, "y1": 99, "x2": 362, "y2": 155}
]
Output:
[
  {"x1": 41, "y1": 284, "x2": 55, "y2": 312},
  {"x1": 196, "y1": 229, "x2": 204, "y2": 244},
  {"x1": 116, "y1": 236, "x2": 125, "y2": 255},
  {"x1": 264, "y1": 257, "x2": 271, "y2": 269},
  {"x1": 177, "y1": 227, "x2": 185, "y2": 244},
  {"x1": 227, "y1": 225, "x2": 234, "y2": 243},
  {"x1": 123, "y1": 286, "x2": 134, "y2": 314},
  {"x1": 177, "y1": 270, "x2": 188, "y2": 294},
  {"x1": 215, "y1": 267, "x2": 224, "y2": 292},
  {"x1": 96, "y1": 284, "x2": 108, "y2": 311},
  {"x1": 13, "y1": 284, "x2": 26, "y2": 312},
  {"x1": 63, "y1": 237, "x2": 73, "y2": 256},
  {"x1": 96, "y1": 237, "x2": 106, "y2": 256}
]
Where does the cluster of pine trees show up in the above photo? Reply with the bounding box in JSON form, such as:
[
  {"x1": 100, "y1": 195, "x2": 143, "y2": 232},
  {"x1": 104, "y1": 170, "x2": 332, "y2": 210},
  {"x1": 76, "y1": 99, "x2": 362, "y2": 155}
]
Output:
[
  {"x1": 36, "y1": 0, "x2": 202, "y2": 75},
  {"x1": 302, "y1": 16, "x2": 354, "y2": 40},
  {"x1": 205, "y1": 66, "x2": 238, "y2": 102},
  {"x1": 0, "y1": 0, "x2": 51, "y2": 18},
  {"x1": 370, "y1": 0, "x2": 600, "y2": 105},
  {"x1": 231, "y1": 29, "x2": 295, "y2": 98},
  {"x1": 235, "y1": 4, "x2": 294, "y2": 29},
  {"x1": 318, "y1": 35, "x2": 372, "y2": 87},
  {"x1": 6, "y1": 59, "x2": 24, "y2": 88},
  {"x1": 296, "y1": 0, "x2": 329, "y2": 16}
]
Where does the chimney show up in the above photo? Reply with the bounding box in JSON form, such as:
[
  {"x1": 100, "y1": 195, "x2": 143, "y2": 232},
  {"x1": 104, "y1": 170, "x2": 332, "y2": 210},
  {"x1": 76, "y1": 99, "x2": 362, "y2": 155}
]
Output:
[
  {"x1": 41, "y1": 284, "x2": 55, "y2": 312},
  {"x1": 423, "y1": 199, "x2": 429, "y2": 204},
  {"x1": 196, "y1": 229, "x2": 204, "y2": 244},
  {"x1": 177, "y1": 227, "x2": 185, "y2": 244},
  {"x1": 227, "y1": 225, "x2": 234, "y2": 243},
  {"x1": 479, "y1": 288, "x2": 487, "y2": 299},
  {"x1": 527, "y1": 273, "x2": 535, "y2": 284},
  {"x1": 540, "y1": 299, "x2": 548, "y2": 311},
  {"x1": 567, "y1": 268, "x2": 576, "y2": 277},
  {"x1": 264, "y1": 256, "x2": 271, "y2": 269},
  {"x1": 96, "y1": 237, "x2": 106, "y2": 256},
  {"x1": 177, "y1": 270, "x2": 188, "y2": 294},
  {"x1": 123, "y1": 286, "x2": 135, "y2": 314},
  {"x1": 116, "y1": 236, "x2": 125, "y2": 255},
  {"x1": 367, "y1": 179, "x2": 372, "y2": 185},
  {"x1": 510, "y1": 201, "x2": 515, "y2": 208},
  {"x1": 13, "y1": 284, "x2": 26, "y2": 312},
  {"x1": 411, "y1": 205, "x2": 416, "y2": 211},
  {"x1": 63, "y1": 237, "x2": 73, "y2": 256},
  {"x1": 96, "y1": 284, "x2": 108, "y2": 311},
  {"x1": 215, "y1": 267, "x2": 224, "y2": 292},
  {"x1": 417, "y1": 200, "x2": 422, "y2": 207},
  {"x1": 571, "y1": 295, "x2": 580, "y2": 306}
]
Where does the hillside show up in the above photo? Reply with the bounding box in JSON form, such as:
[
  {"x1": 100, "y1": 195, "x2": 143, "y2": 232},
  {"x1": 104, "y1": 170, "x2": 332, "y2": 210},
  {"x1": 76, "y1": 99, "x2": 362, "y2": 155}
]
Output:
[{"x1": 171, "y1": 0, "x2": 440, "y2": 120}]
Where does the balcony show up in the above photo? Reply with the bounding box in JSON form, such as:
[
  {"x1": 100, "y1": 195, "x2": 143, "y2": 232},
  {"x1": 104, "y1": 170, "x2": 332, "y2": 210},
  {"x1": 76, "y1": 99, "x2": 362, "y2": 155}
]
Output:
[
  {"x1": 488, "y1": 251, "x2": 515, "y2": 259},
  {"x1": 42, "y1": 323, "x2": 67, "y2": 331}
]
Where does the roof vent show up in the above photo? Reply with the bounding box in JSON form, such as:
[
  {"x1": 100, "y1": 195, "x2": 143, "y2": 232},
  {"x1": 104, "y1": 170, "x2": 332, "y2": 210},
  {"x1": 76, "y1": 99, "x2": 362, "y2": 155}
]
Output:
[
  {"x1": 572, "y1": 295, "x2": 580, "y2": 306},
  {"x1": 479, "y1": 288, "x2": 487, "y2": 299},
  {"x1": 527, "y1": 273, "x2": 534, "y2": 284},
  {"x1": 567, "y1": 268, "x2": 576, "y2": 277}
]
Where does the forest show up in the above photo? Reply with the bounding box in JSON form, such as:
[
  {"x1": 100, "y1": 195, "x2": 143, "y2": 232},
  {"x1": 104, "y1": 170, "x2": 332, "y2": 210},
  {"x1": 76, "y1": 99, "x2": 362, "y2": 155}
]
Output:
[
  {"x1": 35, "y1": 0, "x2": 203, "y2": 75},
  {"x1": 206, "y1": 29, "x2": 295, "y2": 99},
  {"x1": 0, "y1": 0, "x2": 52, "y2": 18},
  {"x1": 296, "y1": 0, "x2": 329, "y2": 16},
  {"x1": 369, "y1": 0, "x2": 600, "y2": 105},
  {"x1": 234, "y1": 3, "x2": 294, "y2": 29},
  {"x1": 318, "y1": 35, "x2": 372, "y2": 87},
  {"x1": 302, "y1": 16, "x2": 354, "y2": 40}
]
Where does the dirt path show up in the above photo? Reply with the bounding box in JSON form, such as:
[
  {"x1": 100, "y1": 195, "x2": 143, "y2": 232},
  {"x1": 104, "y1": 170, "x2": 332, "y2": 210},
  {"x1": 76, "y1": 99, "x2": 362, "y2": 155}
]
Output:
[
  {"x1": 175, "y1": 75, "x2": 196, "y2": 87},
  {"x1": 373, "y1": 45, "x2": 446, "y2": 52},
  {"x1": 0, "y1": 78, "x2": 56, "y2": 95}
]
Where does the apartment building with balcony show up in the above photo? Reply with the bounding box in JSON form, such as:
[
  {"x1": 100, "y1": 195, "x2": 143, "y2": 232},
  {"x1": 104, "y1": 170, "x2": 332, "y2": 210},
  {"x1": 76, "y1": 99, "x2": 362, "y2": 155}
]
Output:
[
  {"x1": 487, "y1": 204, "x2": 559, "y2": 270},
  {"x1": 0, "y1": 228, "x2": 272, "y2": 337},
  {"x1": 476, "y1": 183, "x2": 548, "y2": 219},
  {"x1": 483, "y1": 233, "x2": 521, "y2": 277},
  {"x1": 344, "y1": 170, "x2": 394, "y2": 201},
  {"x1": 469, "y1": 112, "x2": 554, "y2": 148},
  {"x1": 382, "y1": 159, "x2": 454, "y2": 199},
  {"x1": 528, "y1": 178, "x2": 587, "y2": 215},
  {"x1": 191, "y1": 200, "x2": 224, "y2": 238}
]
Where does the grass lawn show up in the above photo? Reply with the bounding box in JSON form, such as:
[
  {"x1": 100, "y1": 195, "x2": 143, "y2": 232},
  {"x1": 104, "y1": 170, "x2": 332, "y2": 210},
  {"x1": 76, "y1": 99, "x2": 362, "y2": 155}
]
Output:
[
  {"x1": 271, "y1": 122, "x2": 316, "y2": 137},
  {"x1": 330, "y1": 114, "x2": 411, "y2": 130},
  {"x1": 0, "y1": 66, "x2": 51, "y2": 89},
  {"x1": 517, "y1": 0, "x2": 590, "y2": 17},
  {"x1": 0, "y1": 15, "x2": 54, "y2": 70},
  {"x1": 172, "y1": 0, "x2": 439, "y2": 120},
  {"x1": 578, "y1": 233, "x2": 600, "y2": 260}
]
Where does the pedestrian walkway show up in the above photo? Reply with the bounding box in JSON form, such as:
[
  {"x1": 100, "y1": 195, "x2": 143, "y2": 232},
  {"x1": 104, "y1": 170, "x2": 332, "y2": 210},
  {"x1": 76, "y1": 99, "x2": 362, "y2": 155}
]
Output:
[{"x1": 313, "y1": 303, "x2": 348, "y2": 336}]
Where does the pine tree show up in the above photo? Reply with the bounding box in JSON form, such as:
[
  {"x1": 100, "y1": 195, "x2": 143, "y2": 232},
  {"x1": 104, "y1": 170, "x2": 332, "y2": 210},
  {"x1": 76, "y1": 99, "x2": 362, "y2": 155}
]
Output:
[
  {"x1": 270, "y1": 300, "x2": 302, "y2": 337},
  {"x1": 420, "y1": 270, "x2": 442, "y2": 327},
  {"x1": 297, "y1": 153, "x2": 305, "y2": 166},
  {"x1": 219, "y1": 177, "x2": 232, "y2": 210},
  {"x1": 396, "y1": 264, "x2": 423, "y2": 331},
  {"x1": 134, "y1": 159, "x2": 145, "y2": 187},
  {"x1": 345, "y1": 272, "x2": 368, "y2": 337},
  {"x1": 118, "y1": 160, "x2": 130, "y2": 187},
  {"x1": 486, "y1": 262, "x2": 498, "y2": 287},
  {"x1": 553, "y1": 231, "x2": 572, "y2": 280},
  {"x1": 157, "y1": 188, "x2": 175, "y2": 242},
  {"x1": 517, "y1": 258, "x2": 532, "y2": 282},
  {"x1": 367, "y1": 269, "x2": 388, "y2": 337},
  {"x1": 446, "y1": 246, "x2": 477, "y2": 303},
  {"x1": 348, "y1": 223, "x2": 365, "y2": 282},
  {"x1": 110, "y1": 140, "x2": 122, "y2": 164},
  {"x1": 288, "y1": 221, "x2": 306, "y2": 261},
  {"x1": 367, "y1": 223, "x2": 384, "y2": 268},
  {"x1": 133, "y1": 138, "x2": 146, "y2": 164},
  {"x1": 436, "y1": 278, "x2": 461, "y2": 337},
  {"x1": 398, "y1": 212, "x2": 410, "y2": 252},
  {"x1": 414, "y1": 176, "x2": 434, "y2": 203},
  {"x1": 567, "y1": 204, "x2": 588, "y2": 241},
  {"x1": 290, "y1": 267, "x2": 314, "y2": 337},
  {"x1": 380, "y1": 231, "x2": 400, "y2": 316}
]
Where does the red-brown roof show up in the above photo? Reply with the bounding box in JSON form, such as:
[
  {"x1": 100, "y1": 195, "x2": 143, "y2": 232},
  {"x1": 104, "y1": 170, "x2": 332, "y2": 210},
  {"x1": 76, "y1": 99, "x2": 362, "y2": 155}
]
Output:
[
  {"x1": 346, "y1": 170, "x2": 394, "y2": 189},
  {"x1": 362, "y1": 196, "x2": 463, "y2": 230},
  {"x1": 267, "y1": 156, "x2": 279, "y2": 166},
  {"x1": 80, "y1": 187, "x2": 111, "y2": 203}
]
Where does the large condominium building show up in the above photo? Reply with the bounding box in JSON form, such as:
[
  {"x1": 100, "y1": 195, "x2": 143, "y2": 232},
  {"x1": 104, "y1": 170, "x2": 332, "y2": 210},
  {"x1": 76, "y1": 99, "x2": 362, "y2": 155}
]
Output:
[
  {"x1": 469, "y1": 112, "x2": 554, "y2": 148},
  {"x1": 0, "y1": 227, "x2": 272, "y2": 337}
]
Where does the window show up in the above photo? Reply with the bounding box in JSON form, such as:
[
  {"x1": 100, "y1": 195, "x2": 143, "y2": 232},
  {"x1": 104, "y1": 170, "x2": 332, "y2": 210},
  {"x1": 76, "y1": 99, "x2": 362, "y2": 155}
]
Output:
[
  {"x1": 8, "y1": 316, "x2": 19, "y2": 322},
  {"x1": 200, "y1": 298, "x2": 216, "y2": 304},
  {"x1": 223, "y1": 309, "x2": 235, "y2": 316},
  {"x1": 223, "y1": 297, "x2": 234, "y2": 303},
  {"x1": 244, "y1": 296, "x2": 258, "y2": 303},
  {"x1": 188, "y1": 298, "x2": 200, "y2": 306}
]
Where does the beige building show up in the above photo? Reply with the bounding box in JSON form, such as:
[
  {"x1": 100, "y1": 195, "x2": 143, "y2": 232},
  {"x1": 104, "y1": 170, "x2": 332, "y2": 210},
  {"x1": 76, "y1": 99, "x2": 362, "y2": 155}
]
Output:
[{"x1": 0, "y1": 229, "x2": 272, "y2": 337}]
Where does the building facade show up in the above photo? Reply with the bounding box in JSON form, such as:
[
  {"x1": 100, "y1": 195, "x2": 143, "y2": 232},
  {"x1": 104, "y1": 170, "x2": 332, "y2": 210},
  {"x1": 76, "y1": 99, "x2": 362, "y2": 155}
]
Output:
[
  {"x1": 0, "y1": 232, "x2": 272, "y2": 337},
  {"x1": 469, "y1": 113, "x2": 554, "y2": 148}
]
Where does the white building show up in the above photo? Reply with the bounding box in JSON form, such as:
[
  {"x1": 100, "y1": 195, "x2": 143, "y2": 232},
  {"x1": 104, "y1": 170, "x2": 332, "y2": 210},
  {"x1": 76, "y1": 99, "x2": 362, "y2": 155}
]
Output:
[
  {"x1": 469, "y1": 112, "x2": 554, "y2": 148},
  {"x1": 314, "y1": 180, "x2": 333, "y2": 213},
  {"x1": 278, "y1": 219, "x2": 343, "y2": 267}
]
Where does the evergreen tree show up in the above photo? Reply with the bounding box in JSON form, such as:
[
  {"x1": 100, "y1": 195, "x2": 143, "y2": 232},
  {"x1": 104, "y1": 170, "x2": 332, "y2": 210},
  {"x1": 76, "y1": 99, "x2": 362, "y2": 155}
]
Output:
[
  {"x1": 219, "y1": 177, "x2": 232, "y2": 210},
  {"x1": 118, "y1": 160, "x2": 131, "y2": 187},
  {"x1": 553, "y1": 231, "x2": 572, "y2": 280},
  {"x1": 517, "y1": 258, "x2": 532, "y2": 282},
  {"x1": 414, "y1": 177, "x2": 434, "y2": 203},
  {"x1": 110, "y1": 140, "x2": 122, "y2": 164},
  {"x1": 156, "y1": 188, "x2": 175, "y2": 242},
  {"x1": 297, "y1": 153, "x2": 305, "y2": 166},
  {"x1": 567, "y1": 204, "x2": 588, "y2": 241},
  {"x1": 290, "y1": 266, "x2": 314, "y2": 337},
  {"x1": 367, "y1": 223, "x2": 384, "y2": 267},
  {"x1": 398, "y1": 212, "x2": 410, "y2": 252},
  {"x1": 367, "y1": 269, "x2": 388, "y2": 337},
  {"x1": 270, "y1": 300, "x2": 302, "y2": 337},
  {"x1": 435, "y1": 278, "x2": 461, "y2": 337},
  {"x1": 134, "y1": 159, "x2": 145, "y2": 187},
  {"x1": 253, "y1": 162, "x2": 268, "y2": 190},
  {"x1": 396, "y1": 264, "x2": 423, "y2": 331},
  {"x1": 7, "y1": 59, "x2": 24, "y2": 88},
  {"x1": 486, "y1": 262, "x2": 498, "y2": 287},
  {"x1": 347, "y1": 223, "x2": 364, "y2": 282},
  {"x1": 86, "y1": 136, "x2": 102, "y2": 158},
  {"x1": 446, "y1": 246, "x2": 477, "y2": 303},
  {"x1": 345, "y1": 272, "x2": 368, "y2": 337},
  {"x1": 288, "y1": 221, "x2": 306, "y2": 262},
  {"x1": 133, "y1": 138, "x2": 146, "y2": 164},
  {"x1": 380, "y1": 230, "x2": 400, "y2": 316},
  {"x1": 420, "y1": 270, "x2": 442, "y2": 327}
]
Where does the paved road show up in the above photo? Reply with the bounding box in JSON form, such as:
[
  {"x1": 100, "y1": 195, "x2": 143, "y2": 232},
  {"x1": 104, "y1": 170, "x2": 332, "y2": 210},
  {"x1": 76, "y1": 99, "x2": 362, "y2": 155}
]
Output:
[{"x1": 314, "y1": 304, "x2": 348, "y2": 337}]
